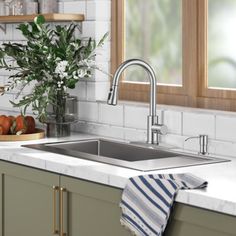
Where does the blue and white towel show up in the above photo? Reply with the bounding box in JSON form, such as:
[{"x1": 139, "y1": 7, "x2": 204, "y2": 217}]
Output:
[{"x1": 120, "y1": 173, "x2": 207, "y2": 236}]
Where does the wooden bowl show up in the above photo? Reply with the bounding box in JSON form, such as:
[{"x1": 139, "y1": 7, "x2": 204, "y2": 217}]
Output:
[{"x1": 0, "y1": 128, "x2": 45, "y2": 141}]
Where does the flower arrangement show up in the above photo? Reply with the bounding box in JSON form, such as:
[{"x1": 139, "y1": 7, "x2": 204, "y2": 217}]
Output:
[{"x1": 0, "y1": 15, "x2": 108, "y2": 123}]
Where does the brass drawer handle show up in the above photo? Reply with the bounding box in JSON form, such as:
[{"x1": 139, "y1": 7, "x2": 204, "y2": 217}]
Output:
[
  {"x1": 60, "y1": 187, "x2": 67, "y2": 236},
  {"x1": 53, "y1": 186, "x2": 59, "y2": 234}
]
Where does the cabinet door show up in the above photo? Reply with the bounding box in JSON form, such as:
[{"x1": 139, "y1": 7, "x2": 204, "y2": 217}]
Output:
[
  {"x1": 0, "y1": 161, "x2": 60, "y2": 236},
  {"x1": 164, "y1": 203, "x2": 236, "y2": 236},
  {"x1": 61, "y1": 176, "x2": 131, "y2": 236}
]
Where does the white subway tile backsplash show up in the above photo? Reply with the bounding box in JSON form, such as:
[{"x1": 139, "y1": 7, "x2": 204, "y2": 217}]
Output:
[
  {"x1": 0, "y1": 93, "x2": 14, "y2": 109},
  {"x1": 161, "y1": 134, "x2": 185, "y2": 149},
  {"x1": 99, "y1": 103, "x2": 123, "y2": 126},
  {"x1": 124, "y1": 105, "x2": 149, "y2": 130},
  {"x1": 0, "y1": 25, "x2": 13, "y2": 41},
  {"x1": 216, "y1": 115, "x2": 236, "y2": 142},
  {"x1": 81, "y1": 21, "x2": 95, "y2": 38},
  {"x1": 183, "y1": 112, "x2": 215, "y2": 138},
  {"x1": 75, "y1": 121, "x2": 124, "y2": 140},
  {"x1": 0, "y1": 68, "x2": 14, "y2": 76},
  {"x1": 72, "y1": 120, "x2": 94, "y2": 135},
  {"x1": 0, "y1": 76, "x2": 5, "y2": 85},
  {"x1": 124, "y1": 128, "x2": 146, "y2": 142},
  {"x1": 68, "y1": 81, "x2": 87, "y2": 100},
  {"x1": 64, "y1": 1, "x2": 86, "y2": 14},
  {"x1": 213, "y1": 139, "x2": 236, "y2": 157},
  {"x1": 92, "y1": 124, "x2": 124, "y2": 139},
  {"x1": 78, "y1": 101, "x2": 98, "y2": 122},
  {"x1": 183, "y1": 137, "x2": 199, "y2": 152},
  {"x1": 82, "y1": 21, "x2": 110, "y2": 40},
  {"x1": 92, "y1": 62, "x2": 110, "y2": 81},
  {"x1": 12, "y1": 24, "x2": 26, "y2": 41},
  {"x1": 86, "y1": 1, "x2": 111, "y2": 21},
  {"x1": 86, "y1": 81, "x2": 110, "y2": 101},
  {"x1": 95, "y1": 42, "x2": 111, "y2": 63},
  {"x1": 163, "y1": 110, "x2": 182, "y2": 135},
  {"x1": 58, "y1": 2, "x2": 64, "y2": 13}
]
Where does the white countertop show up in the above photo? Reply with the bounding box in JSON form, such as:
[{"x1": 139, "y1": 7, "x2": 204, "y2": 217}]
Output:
[{"x1": 0, "y1": 132, "x2": 236, "y2": 217}]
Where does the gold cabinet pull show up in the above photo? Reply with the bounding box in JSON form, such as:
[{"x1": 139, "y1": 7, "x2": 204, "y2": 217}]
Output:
[
  {"x1": 53, "y1": 186, "x2": 60, "y2": 234},
  {"x1": 60, "y1": 187, "x2": 67, "y2": 236}
]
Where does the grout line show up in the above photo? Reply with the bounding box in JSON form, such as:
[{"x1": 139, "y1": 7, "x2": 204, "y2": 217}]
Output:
[
  {"x1": 214, "y1": 114, "x2": 217, "y2": 140},
  {"x1": 122, "y1": 104, "x2": 125, "y2": 128},
  {"x1": 181, "y1": 112, "x2": 183, "y2": 136},
  {"x1": 97, "y1": 102, "x2": 100, "y2": 123}
]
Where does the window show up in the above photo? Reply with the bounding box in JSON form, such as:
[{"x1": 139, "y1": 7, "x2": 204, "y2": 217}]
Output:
[
  {"x1": 111, "y1": 0, "x2": 236, "y2": 111},
  {"x1": 125, "y1": 0, "x2": 182, "y2": 86},
  {"x1": 208, "y1": 0, "x2": 236, "y2": 89}
]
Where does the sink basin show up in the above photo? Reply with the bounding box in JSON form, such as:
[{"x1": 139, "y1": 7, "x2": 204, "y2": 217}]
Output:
[{"x1": 23, "y1": 139, "x2": 229, "y2": 171}]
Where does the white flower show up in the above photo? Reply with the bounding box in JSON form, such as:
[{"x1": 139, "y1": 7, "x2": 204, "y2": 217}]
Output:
[
  {"x1": 55, "y1": 61, "x2": 69, "y2": 78},
  {"x1": 57, "y1": 81, "x2": 64, "y2": 88},
  {"x1": 77, "y1": 69, "x2": 87, "y2": 78},
  {"x1": 72, "y1": 71, "x2": 79, "y2": 79},
  {"x1": 70, "y1": 42, "x2": 79, "y2": 50}
]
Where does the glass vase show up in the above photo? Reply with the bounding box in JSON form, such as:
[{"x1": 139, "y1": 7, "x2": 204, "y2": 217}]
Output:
[{"x1": 46, "y1": 91, "x2": 78, "y2": 138}]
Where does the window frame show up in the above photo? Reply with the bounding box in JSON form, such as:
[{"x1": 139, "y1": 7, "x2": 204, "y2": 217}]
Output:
[{"x1": 111, "y1": 0, "x2": 236, "y2": 111}]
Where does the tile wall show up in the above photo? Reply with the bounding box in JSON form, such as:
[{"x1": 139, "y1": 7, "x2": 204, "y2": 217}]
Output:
[{"x1": 1, "y1": 0, "x2": 236, "y2": 158}]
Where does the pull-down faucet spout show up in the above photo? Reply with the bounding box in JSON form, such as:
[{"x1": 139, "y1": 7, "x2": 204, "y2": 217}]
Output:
[{"x1": 107, "y1": 59, "x2": 167, "y2": 145}]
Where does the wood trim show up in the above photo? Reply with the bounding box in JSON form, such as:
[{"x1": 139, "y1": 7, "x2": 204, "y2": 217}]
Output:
[
  {"x1": 198, "y1": 0, "x2": 208, "y2": 97},
  {"x1": 183, "y1": 0, "x2": 198, "y2": 107},
  {"x1": 197, "y1": 96, "x2": 236, "y2": 111},
  {"x1": 111, "y1": 0, "x2": 124, "y2": 74},
  {"x1": 119, "y1": 83, "x2": 189, "y2": 106}
]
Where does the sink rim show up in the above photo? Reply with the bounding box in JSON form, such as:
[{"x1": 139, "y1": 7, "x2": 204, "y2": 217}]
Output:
[{"x1": 22, "y1": 138, "x2": 229, "y2": 171}]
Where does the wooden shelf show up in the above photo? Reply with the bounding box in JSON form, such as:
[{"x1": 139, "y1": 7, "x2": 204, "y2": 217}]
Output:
[{"x1": 0, "y1": 13, "x2": 85, "y2": 23}]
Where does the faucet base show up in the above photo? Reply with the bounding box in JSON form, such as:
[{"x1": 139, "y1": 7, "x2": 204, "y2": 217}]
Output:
[{"x1": 147, "y1": 115, "x2": 159, "y2": 145}]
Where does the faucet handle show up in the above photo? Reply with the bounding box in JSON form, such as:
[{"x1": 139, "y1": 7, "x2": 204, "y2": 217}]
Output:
[
  {"x1": 185, "y1": 134, "x2": 208, "y2": 155},
  {"x1": 152, "y1": 124, "x2": 168, "y2": 135}
]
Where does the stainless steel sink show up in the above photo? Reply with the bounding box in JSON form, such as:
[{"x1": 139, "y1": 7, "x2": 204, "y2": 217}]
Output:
[{"x1": 23, "y1": 139, "x2": 229, "y2": 171}]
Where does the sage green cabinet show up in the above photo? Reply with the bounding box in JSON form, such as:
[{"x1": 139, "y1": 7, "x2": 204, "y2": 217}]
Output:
[
  {"x1": 60, "y1": 176, "x2": 131, "y2": 236},
  {"x1": 165, "y1": 203, "x2": 236, "y2": 236},
  {"x1": 0, "y1": 160, "x2": 235, "y2": 236},
  {"x1": 0, "y1": 161, "x2": 59, "y2": 236}
]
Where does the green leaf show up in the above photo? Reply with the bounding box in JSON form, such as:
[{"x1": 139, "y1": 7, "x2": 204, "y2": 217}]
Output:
[
  {"x1": 97, "y1": 32, "x2": 109, "y2": 47},
  {"x1": 67, "y1": 79, "x2": 77, "y2": 89},
  {"x1": 17, "y1": 24, "x2": 29, "y2": 36},
  {"x1": 34, "y1": 15, "x2": 46, "y2": 25}
]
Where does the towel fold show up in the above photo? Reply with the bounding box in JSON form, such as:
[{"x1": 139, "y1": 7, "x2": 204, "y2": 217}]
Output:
[{"x1": 120, "y1": 173, "x2": 207, "y2": 236}]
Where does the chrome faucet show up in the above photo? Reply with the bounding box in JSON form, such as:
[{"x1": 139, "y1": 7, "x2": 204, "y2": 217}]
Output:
[{"x1": 107, "y1": 59, "x2": 167, "y2": 145}]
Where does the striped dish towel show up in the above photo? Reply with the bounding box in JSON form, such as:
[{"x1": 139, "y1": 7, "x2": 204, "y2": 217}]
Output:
[{"x1": 120, "y1": 173, "x2": 207, "y2": 236}]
